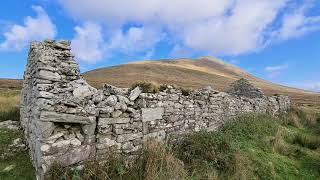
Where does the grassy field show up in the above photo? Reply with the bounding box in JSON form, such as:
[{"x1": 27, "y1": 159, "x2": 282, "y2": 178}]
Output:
[
  {"x1": 0, "y1": 89, "x2": 20, "y2": 122},
  {"x1": 0, "y1": 88, "x2": 319, "y2": 180},
  {"x1": 0, "y1": 89, "x2": 35, "y2": 179}
]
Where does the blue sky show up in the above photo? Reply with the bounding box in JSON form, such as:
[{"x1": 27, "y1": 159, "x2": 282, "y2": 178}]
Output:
[{"x1": 0, "y1": 0, "x2": 319, "y2": 92}]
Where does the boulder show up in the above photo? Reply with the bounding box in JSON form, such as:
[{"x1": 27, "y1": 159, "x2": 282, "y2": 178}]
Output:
[
  {"x1": 129, "y1": 87, "x2": 142, "y2": 101},
  {"x1": 73, "y1": 86, "x2": 94, "y2": 100},
  {"x1": 105, "y1": 95, "x2": 118, "y2": 106},
  {"x1": 103, "y1": 84, "x2": 127, "y2": 95}
]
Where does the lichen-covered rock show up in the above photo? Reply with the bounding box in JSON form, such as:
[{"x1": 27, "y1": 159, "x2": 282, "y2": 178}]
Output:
[
  {"x1": 129, "y1": 87, "x2": 142, "y2": 101},
  {"x1": 104, "y1": 84, "x2": 127, "y2": 95},
  {"x1": 105, "y1": 95, "x2": 118, "y2": 106},
  {"x1": 0, "y1": 120, "x2": 20, "y2": 130}
]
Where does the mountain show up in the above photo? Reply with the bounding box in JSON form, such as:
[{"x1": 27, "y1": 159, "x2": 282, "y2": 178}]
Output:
[
  {"x1": 1, "y1": 57, "x2": 319, "y2": 107},
  {"x1": 83, "y1": 56, "x2": 320, "y2": 107}
]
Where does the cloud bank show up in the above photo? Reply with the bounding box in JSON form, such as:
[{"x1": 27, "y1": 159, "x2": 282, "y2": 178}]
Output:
[
  {"x1": 0, "y1": 6, "x2": 56, "y2": 51},
  {"x1": 59, "y1": 0, "x2": 320, "y2": 62}
]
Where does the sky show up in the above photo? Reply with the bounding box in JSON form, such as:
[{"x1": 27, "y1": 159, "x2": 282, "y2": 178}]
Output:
[{"x1": 0, "y1": 0, "x2": 319, "y2": 92}]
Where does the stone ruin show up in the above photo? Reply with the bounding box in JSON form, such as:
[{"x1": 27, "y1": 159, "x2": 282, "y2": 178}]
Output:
[{"x1": 20, "y1": 40, "x2": 291, "y2": 179}]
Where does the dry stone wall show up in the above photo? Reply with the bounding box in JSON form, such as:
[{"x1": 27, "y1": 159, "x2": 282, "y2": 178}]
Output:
[{"x1": 21, "y1": 40, "x2": 291, "y2": 179}]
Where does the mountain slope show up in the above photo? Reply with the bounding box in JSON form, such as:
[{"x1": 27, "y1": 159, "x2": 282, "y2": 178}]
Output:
[{"x1": 83, "y1": 56, "x2": 320, "y2": 106}]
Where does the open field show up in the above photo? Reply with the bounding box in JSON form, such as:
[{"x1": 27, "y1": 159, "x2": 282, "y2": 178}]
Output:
[{"x1": 0, "y1": 89, "x2": 20, "y2": 122}]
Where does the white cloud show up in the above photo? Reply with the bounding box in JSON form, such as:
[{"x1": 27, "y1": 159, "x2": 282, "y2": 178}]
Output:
[
  {"x1": 71, "y1": 24, "x2": 163, "y2": 63},
  {"x1": 59, "y1": 0, "x2": 320, "y2": 59},
  {"x1": 71, "y1": 22, "x2": 104, "y2": 63},
  {"x1": 268, "y1": 1, "x2": 320, "y2": 43},
  {"x1": 265, "y1": 64, "x2": 288, "y2": 78},
  {"x1": 107, "y1": 26, "x2": 163, "y2": 54},
  {"x1": 288, "y1": 81, "x2": 320, "y2": 92},
  {"x1": 0, "y1": 6, "x2": 56, "y2": 51}
]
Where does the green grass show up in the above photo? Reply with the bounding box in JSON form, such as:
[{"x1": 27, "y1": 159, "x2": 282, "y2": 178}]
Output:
[
  {"x1": 172, "y1": 112, "x2": 320, "y2": 179},
  {"x1": 0, "y1": 129, "x2": 35, "y2": 180},
  {"x1": 0, "y1": 89, "x2": 35, "y2": 180}
]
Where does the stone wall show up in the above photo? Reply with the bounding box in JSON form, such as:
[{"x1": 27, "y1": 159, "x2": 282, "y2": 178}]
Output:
[{"x1": 21, "y1": 40, "x2": 290, "y2": 179}]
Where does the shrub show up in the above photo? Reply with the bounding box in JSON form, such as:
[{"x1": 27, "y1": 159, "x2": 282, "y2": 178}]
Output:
[
  {"x1": 131, "y1": 81, "x2": 160, "y2": 93},
  {"x1": 180, "y1": 88, "x2": 193, "y2": 96},
  {"x1": 159, "y1": 84, "x2": 168, "y2": 92},
  {"x1": 173, "y1": 131, "x2": 235, "y2": 173},
  {"x1": 292, "y1": 133, "x2": 320, "y2": 150}
]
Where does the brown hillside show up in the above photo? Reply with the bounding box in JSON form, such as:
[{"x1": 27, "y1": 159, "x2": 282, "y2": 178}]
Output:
[
  {"x1": 0, "y1": 78, "x2": 23, "y2": 89},
  {"x1": 83, "y1": 56, "x2": 320, "y2": 107}
]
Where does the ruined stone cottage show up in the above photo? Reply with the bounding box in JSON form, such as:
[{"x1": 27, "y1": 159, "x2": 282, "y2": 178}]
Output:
[{"x1": 20, "y1": 40, "x2": 290, "y2": 179}]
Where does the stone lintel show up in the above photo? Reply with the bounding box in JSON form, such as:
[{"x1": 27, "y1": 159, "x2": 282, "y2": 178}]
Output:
[{"x1": 40, "y1": 111, "x2": 95, "y2": 124}]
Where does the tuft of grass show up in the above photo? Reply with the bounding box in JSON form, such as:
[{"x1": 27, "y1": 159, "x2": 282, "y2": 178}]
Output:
[
  {"x1": 292, "y1": 132, "x2": 320, "y2": 150},
  {"x1": 173, "y1": 130, "x2": 235, "y2": 173},
  {"x1": 131, "y1": 81, "x2": 160, "y2": 93},
  {"x1": 0, "y1": 89, "x2": 20, "y2": 122},
  {"x1": 272, "y1": 127, "x2": 290, "y2": 156},
  {"x1": 135, "y1": 140, "x2": 186, "y2": 180},
  {"x1": 46, "y1": 141, "x2": 186, "y2": 180}
]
